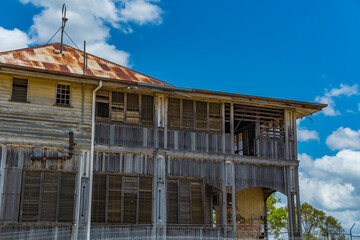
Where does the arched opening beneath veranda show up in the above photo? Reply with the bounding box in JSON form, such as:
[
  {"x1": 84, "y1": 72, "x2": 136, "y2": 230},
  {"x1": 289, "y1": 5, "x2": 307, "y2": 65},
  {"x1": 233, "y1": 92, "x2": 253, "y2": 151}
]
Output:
[{"x1": 225, "y1": 187, "x2": 287, "y2": 239}]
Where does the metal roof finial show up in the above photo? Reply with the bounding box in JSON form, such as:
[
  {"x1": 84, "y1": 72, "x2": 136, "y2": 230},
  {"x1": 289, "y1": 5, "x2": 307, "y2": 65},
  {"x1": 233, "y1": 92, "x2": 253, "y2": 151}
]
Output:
[{"x1": 60, "y1": 3, "x2": 68, "y2": 54}]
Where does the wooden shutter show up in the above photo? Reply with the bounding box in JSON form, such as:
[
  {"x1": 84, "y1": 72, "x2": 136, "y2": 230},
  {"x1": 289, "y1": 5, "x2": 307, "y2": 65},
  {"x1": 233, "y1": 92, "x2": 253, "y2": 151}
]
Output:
[
  {"x1": 2, "y1": 168, "x2": 22, "y2": 222},
  {"x1": 21, "y1": 171, "x2": 41, "y2": 221},
  {"x1": 141, "y1": 95, "x2": 154, "y2": 125},
  {"x1": 168, "y1": 98, "x2": 180, "y2": 127},
  {"x1": 138, "y1": 177, "x2": 152, "y2": 223},
  {"x1": 123, "y1": 176, "x2": 138, "y2": 224},
  {"x1": 196, "y1": 101, "x2": 207, "y2": 129},
  {"x1": 191, "y1": 181, "x2": 203, "y2": 224},
  {"x1": 111, "y1": 92, "x2": 125, "y2": 121},
  {"x1": 179, "y1": 180, "x2": 190, "y2": 224},
  {"x1": 108, "y1": 175, "x2": 122, "y2": 223},
  {"x1": 92, "y1": 174, "x2": 106, "y2": 222},
  {"x1": 126, "y1": 94, "x2": 140, "y2": 124},
  {"x1": 209, "y1": 103, "x2": 221, "y2": 130},
  {"x1": 11, "y1": 78, "x2": 28, "y2": 102},
  {"x1": 40, "y1": 172, "x2": 58, "y2": 221},
  {"x1": 182, "y1": 100, "x2": 194, "y2": 128},
  {"x1": 167, "y1": 179, "x2": 178, "y2": 224},
  {"x1": 58, "y1": 172, "x2": 76, "y2": 222}
]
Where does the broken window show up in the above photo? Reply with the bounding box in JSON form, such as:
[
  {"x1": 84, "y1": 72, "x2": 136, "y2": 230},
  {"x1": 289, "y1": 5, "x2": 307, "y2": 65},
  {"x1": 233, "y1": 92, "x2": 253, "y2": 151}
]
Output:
[
  {"x1": 20, "y1": 171, "x2": 76, "y2": 222},
  {"x1": 56, "y1": 84, "x2": 71, "y2": 106},
  {"x1": 11, "y1": 78, "x2": 28, "y2": 102},
  {"x1": 91, "y1": 173, "x2": 152, "y2": 224},
  {"x1": 167, "y1": 178, "x2": 204, "y2": 225},
  {"x1": 111, "y1": 92, "x2": 124, "y2": 121},
  {"x1": 96, "y1": 90, "x2": 110, "y2": 118}
]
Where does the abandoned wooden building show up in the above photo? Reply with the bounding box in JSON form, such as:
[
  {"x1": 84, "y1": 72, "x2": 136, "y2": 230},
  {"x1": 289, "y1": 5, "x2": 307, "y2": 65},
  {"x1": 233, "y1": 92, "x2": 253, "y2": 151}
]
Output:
[{"x1": 0, "y1": 43, "x2": 326, "y2": 239}]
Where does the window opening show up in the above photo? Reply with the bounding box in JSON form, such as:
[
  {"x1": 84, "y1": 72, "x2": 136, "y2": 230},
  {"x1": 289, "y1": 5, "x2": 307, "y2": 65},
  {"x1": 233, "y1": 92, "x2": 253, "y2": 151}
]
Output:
[{"x1": 56, "y1": 84, "x2": 71, "y2": 106}]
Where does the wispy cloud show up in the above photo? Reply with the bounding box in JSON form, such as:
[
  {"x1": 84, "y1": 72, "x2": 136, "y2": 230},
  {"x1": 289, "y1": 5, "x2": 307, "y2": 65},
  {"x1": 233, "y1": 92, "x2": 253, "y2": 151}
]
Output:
[
  {"x1": 326, "y1": 127, "x2": 360, "y2": 151},
  {"x1": 297, "y1": 128, "x2": 319, "y2": 142},
  {"x1": 315, "y1": 84, "x2": 358, "y2": 116},
  {"x1": 0, "y1": 0, "x2": 164, "y2": 66}
]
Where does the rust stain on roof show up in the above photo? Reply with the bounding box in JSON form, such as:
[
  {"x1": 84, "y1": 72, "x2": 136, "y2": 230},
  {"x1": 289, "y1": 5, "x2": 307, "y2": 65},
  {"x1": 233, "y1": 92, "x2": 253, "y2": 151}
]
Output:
[{"x1": 0, "y1": 42, "x2": 172, "y2": 86}]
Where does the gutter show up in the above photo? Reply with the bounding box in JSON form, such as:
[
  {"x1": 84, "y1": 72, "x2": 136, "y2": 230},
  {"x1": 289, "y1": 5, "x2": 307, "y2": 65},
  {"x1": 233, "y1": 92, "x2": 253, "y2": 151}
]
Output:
[{"x1": 86, "y1": 80, "x2": 102, "y2": 240}]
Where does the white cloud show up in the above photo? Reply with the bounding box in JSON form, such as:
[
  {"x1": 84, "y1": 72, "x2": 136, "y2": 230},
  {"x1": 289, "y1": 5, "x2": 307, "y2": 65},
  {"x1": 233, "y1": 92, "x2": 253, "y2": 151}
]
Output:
[
  {"x1": 120, "y1": 0, "x2": 163, "y2": 26},
  {"x1": 299, "y1": 150, "x2": 360, "y2": 213},
  {"x1": 326, "y1": 127, "x2": 360, "y2": 151},
  {"x1": 315, "y1": 84, "x2": 358, "y2": 116},
  {"x1": 15, "y1": 0, "x2": 164, "y2": 66},
  {"x1": 297, "y1": 128, "x2": 319, "y2": 142},
  {"x1": 0, "y1": 27, "x2": 31, "y2": 52},
  {"x1": 358, "y1": 103, "x2": 360, "y2": 111}
]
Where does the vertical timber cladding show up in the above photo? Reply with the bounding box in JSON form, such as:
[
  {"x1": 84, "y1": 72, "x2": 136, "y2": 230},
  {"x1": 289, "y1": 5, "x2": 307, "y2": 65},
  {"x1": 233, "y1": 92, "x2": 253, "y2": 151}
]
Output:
[
  {"x1": 1, "y1": 146, "x2": 78, "y2": 223},
  {"x1": 234, "y1": 163, "x2": 286, "y2": 195},
  {"x1": 91, "y1": 151, "x2": 154, "y2": 224}
]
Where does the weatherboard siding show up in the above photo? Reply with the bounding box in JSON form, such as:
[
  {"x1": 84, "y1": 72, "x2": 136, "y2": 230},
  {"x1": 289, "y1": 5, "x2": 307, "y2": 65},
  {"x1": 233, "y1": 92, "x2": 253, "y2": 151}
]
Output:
[{"x1": 0, "y1": 73, "x2": 92, "y2": 146}]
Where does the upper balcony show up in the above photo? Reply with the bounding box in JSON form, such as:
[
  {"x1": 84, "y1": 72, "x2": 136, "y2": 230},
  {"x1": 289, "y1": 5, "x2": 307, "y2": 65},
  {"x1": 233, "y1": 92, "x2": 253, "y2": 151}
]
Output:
[{"x1": 95, "y1": 89, "x2": 298, "y2": 161}]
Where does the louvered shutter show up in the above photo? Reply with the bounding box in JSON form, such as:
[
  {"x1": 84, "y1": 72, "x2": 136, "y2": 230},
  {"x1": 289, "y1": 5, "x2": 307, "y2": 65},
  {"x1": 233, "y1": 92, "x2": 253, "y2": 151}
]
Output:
[
  {"x1": 92, "y1": 174, "x2": 106, "y2": 222},
  {"x1": 196, "y1": 101, "x2": 207, "y2": 129},
  {"x1": 21, "y1": 171, "x2": 41, "y2": 221},
  {"x1": 123, "y1": 176, "x2": 138, "y2": 223},
  {"x1": 58, "y1": 172, "x2": 76, "y2": 222},
  {"x1": 209, "y1": 103, "x2": 221, "y2": 130},
  {"x1": 40, "y1": 172, "x2": 58, "y2": 221},
  {"x1": 179, "y1": 180, "x2": 191, "y2": 224},
  {"x1": 138, "y1": 177, "x2": 152, "y2": 223},
  {"x1": 182, "y1": 100, "x2": 194, "y2": 128},
  {"x1": 108, "y1": 175, "x2": 122, "y2": 223},
  {"x1": 191, "y1": 181, "x2": 203, "y2": 224},
  {"x1": 168, "y1": 98, "x2": 180, "y2": 127},
  {"x1": 11, "y1": 78, "x2": 28, "y2": 102},
  {"x1": 167, "y1": 179, "x2": 178, "y2": 224},
  {"x1": 141, "y1": 95, "x2": 154, "y2": 125}
]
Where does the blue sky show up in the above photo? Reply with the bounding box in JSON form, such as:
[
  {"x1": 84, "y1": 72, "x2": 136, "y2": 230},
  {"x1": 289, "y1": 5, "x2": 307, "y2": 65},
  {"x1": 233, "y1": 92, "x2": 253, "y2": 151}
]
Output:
[{"x1": 1, "y1": 0, "x2": 360, "y2": 232}]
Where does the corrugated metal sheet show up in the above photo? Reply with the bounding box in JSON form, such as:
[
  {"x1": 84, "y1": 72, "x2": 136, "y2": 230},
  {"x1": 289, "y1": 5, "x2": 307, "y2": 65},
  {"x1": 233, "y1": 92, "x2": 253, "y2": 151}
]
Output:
[{"x1": 0, "y1": 43, "x2": 171, "y2": 86}]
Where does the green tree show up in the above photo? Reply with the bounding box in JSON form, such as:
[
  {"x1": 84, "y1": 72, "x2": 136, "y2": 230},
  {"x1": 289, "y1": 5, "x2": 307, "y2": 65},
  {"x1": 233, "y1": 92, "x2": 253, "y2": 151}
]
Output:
[
  {"x1": 266, "y1": 193, "x2": 288, "y2": 238},
  {"x1": 320, "y1": 216, "x2": 345, "y2": 240},
  {"x1": 301, "y1": 202, "x2": 326, "y2": 240}
]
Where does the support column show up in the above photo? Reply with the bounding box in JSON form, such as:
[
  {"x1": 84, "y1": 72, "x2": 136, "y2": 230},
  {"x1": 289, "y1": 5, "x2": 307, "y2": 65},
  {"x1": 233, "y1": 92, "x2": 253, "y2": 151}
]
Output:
[
  {"x1": 286, "y1": 167, "x2": 296, "y2": 239},
  {"x1": 231, "y1": 161, "x2": 236, "y2": 235},
  {"x1": 153, "y1": 154, "x2": 167, "y2": 237},
  {"x1": 221, "y1": 161, "x2": 227, "y2": 237},
  {"x1": 73, "y1": 150, "x2": 88, "y2": 240},
  {"x1": 0, "y1": 145, "x2": 7, "y2": 220},
  {"x1": 295, "y1": 167, "x2": 302, "y2": 238}
]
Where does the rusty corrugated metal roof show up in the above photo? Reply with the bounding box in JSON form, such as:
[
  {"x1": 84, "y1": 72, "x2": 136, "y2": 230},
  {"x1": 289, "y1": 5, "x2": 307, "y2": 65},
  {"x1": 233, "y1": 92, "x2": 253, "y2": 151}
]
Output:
[{"x1": 0, "y1": 42, "x2": 172, "y2": 86}]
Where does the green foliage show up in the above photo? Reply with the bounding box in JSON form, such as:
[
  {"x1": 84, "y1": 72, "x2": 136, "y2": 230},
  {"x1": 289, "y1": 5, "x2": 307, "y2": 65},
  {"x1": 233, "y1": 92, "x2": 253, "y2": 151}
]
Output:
[
  {"x1": 266, "y1": 193, "x2": 345, "y2": 240},
  {"x1": 266, "y1": 193, "x2": 288, "y2": 238}
]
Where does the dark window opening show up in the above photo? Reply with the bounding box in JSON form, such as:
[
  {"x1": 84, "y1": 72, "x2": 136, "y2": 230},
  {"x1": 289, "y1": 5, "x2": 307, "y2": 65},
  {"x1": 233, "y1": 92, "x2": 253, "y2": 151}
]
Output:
[
  {"x1": 56, "y1": 84, "x2": 70, "y2": 106},
  {"x1": 11, "y1": 78, "x2": 28, "y2": 102}
]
